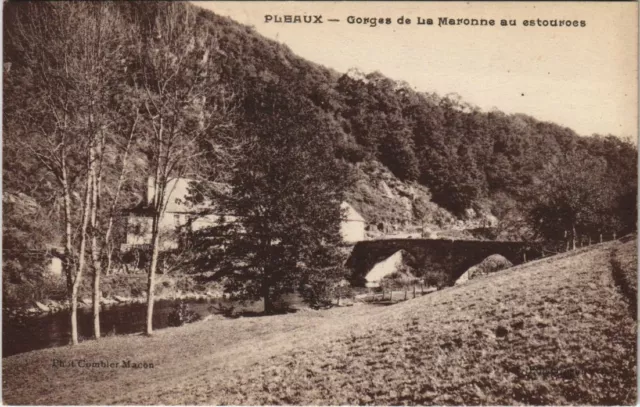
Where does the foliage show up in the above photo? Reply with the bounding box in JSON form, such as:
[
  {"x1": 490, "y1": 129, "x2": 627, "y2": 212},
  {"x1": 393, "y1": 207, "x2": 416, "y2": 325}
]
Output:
[
  {"x1": 299, "y1": 273, "x2": 353, "y2": 309},
  {"x1": 2, "y1": 195, "x2": 55, "y2": 288},
  {"x1": 525, "y1": 150, "x2": 627, "y2": 247},
  {"x1": 421, "y1": 269, "x2": 450, "y2": 289},
  {"x1": 167, "y1": 301, "x2": 201, "y2": 327},
  {"x1": 192, "y1": 85, "x2": 353, "y2": 313},
  {"x1": 3, "y1": 274, "x2": 68, "y2": 307},
  {"x1": 2, "y1": 1, "x2": 636, "y2": 311}
]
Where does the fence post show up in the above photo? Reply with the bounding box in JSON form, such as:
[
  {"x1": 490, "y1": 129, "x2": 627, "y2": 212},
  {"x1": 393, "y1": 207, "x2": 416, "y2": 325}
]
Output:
[
  {"x1": 613, "y1": 232, "x2": 617, "y2": 240},
  {"x1": 600, "y1": 234, "x2": 603, "y2": 243},
  {"x1": 523, "y1": 252, "x2": 527, "y2": 263},
  {"x1": 413, "y1": 284, "x2": 416, "y2": 299}
]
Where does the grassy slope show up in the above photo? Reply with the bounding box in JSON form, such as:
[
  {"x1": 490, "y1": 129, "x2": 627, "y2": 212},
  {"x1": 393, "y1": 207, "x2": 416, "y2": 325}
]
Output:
[
  {"x1": 611, "y1": 237, "x2": 637, "y2": 317},
  {"x1": 3, "y1": 241, "x2": 636, "y2": 405}
]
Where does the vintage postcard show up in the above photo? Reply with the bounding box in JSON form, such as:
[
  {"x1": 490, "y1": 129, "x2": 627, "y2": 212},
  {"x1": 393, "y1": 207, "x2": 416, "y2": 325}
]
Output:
[{"x1": 2, "y1": 1, "x2": 637, "y2": 405}]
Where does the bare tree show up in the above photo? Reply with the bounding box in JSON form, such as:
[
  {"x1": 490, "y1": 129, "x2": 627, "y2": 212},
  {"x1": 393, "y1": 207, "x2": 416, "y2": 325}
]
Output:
[
  {"x1": 129, "y1": 3, "x2": 235, "y2": 335},
  {"x1": 4, "y1": 2, "x2": 132, "y2": 343}
]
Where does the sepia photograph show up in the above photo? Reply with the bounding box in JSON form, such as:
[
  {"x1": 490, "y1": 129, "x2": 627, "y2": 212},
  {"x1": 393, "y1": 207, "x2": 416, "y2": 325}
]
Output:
[{"x1": 1, "y1": 1, "x2": 638, "y2": 405}]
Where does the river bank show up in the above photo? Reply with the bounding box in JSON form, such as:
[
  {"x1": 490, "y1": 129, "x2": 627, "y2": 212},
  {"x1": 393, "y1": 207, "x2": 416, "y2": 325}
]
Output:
[
  {"x1": 3, "y1": 241, "x2": 636, "y2": 405},
  {"x1": 3, "y1": 290, "x2": 225, "y2": 319},
  {"x1": 3, "y1": 292, "x2": 308, "y2": 357},
  {"x1": 3, "y1": 272, "x2": 225, "y2": 319}
]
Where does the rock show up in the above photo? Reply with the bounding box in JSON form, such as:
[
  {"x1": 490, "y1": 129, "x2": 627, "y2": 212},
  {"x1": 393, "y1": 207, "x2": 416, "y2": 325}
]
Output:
[
  {"x1": 400, "y1": 196, "x2": 412, "y2": 213},
  {"x1": 485, "y1": 214, "x2": 499, "y2": 227},
  {"x1": 379, "y1": 180, "x2": 395, "y2": 198},
  {"x1": 113, "y1": 295, "x2": 130, "y2": 303},
  {"x1": 100, "y1": 297, "x2": 116, "y2": 305},
  {"x1": 35, "y1": 301, "x2": 50, "y2": 312}
]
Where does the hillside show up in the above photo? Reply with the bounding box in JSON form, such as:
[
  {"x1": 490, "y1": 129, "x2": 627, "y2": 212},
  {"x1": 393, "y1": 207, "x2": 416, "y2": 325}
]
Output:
[
  {"x1": 3, "y1": 2, "x2": 637, "y2": 249},
  {"x1": 192, "y1": 5, "x2": 636, "y2": 238},
  {"x1": 3, "y1": 239, "x2": 636, "y2": 405}
]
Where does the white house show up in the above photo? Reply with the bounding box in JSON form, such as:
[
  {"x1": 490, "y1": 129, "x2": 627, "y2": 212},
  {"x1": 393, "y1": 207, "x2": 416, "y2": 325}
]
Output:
[
  {"x1": 48, "y1": 257, "x2": 63, "y2": 277},
  {"x1": 123, "y1": 177, "x2": 367, "y2": 250},
  {"x1": 123, "y1": 178, "x2": 233, "y2": 251},
  {"x1": 340, "y1": 202, "x2": 366, "y2": 244}
]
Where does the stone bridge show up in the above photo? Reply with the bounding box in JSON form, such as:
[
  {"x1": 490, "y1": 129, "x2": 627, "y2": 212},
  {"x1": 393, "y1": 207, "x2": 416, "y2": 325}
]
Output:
[{"x1": 346, "y1": 238, "x2": 541, "y2": 287}]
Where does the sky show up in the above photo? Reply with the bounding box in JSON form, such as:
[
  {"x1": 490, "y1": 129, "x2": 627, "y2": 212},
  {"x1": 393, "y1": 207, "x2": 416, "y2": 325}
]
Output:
[{"x1": 193, "y1": 1, "x2": 637, "y2": 138}]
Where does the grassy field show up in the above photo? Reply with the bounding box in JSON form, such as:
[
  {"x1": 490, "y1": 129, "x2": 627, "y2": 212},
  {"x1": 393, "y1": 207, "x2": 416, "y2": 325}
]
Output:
[{"x1": 2, "y1": 240, "x2": 636, "y2": 405}]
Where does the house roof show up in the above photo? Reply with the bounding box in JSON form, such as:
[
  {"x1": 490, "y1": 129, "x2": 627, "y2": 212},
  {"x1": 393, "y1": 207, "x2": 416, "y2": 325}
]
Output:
[
  {"x1": 155, "y1": 178, "x2": 229, "y2": 213},
  {"x1": 124, "y1": 177, "x2": 230, "y2": 215}
]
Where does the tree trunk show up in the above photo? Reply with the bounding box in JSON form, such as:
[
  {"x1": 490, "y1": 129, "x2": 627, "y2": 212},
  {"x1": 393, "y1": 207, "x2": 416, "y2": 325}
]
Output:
[
  {"x1": 145, "y1": 147, "x2": 164, "y2": 336},
  {"x1": 572, "y1": 224, "x2": 577, "y2": 251},
  {"x1": 146, "y1": 219, "x2": 160, "y2": 336},
  {"x1": 70, "y1": 159, "x2": 93, "y2": 345},
  {"x1": 263, "y1": 280, "x2": 273, "y2": 315},
  {"x1": 89, "y1": 158, "x2": 101, "y2": 340},
  {"x1": 60, "y1": 163, "x2": 74, "y2": 299},
  {"x1": 600, "y1": 233, "x2": 603, "y2": 243}
]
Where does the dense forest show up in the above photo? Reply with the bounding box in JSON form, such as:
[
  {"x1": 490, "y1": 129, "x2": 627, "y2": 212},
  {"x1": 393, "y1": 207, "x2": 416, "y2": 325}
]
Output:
[{"x1": 3, "y1": 2, "x2": 637, "y2": 310}]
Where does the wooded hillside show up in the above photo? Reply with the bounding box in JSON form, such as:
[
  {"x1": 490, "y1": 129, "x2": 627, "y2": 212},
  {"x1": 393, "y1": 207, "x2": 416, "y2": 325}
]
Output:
[{"x1": 3, "y1": 2, "x2": 636, "y2": 297}]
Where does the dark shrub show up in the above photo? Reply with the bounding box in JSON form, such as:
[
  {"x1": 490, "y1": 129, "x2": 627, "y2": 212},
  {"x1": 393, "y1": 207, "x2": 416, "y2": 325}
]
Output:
[{"x1": 167, "y1": 301, "x2": 201, "y2": 327}]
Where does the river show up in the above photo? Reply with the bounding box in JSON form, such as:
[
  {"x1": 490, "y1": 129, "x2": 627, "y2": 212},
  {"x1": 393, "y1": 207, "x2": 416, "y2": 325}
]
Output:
[{"x1": 3, "y1": 295, "x2": 304, "y2": 358}]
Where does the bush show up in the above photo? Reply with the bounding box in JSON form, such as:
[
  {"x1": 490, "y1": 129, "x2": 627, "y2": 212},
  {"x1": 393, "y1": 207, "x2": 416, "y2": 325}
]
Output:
[
  {"x1": 299, "y1": 273, "x2": 352, "y2": 309},
  {"x1": 473, "y1": 254, "x2": 513, "y2": 277},
  {"x1": 95, "y1": 274, "x2": 147, "y2": 299},
  {"x1": 167, "y1": 301, "x2": 201, "y2": 327},
  {"x1": 3, "y1": 273, "x2": 67, "y2": 307},
  {"x1": 420, "y1": 269, "x2": 449, "y2": 289}
]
